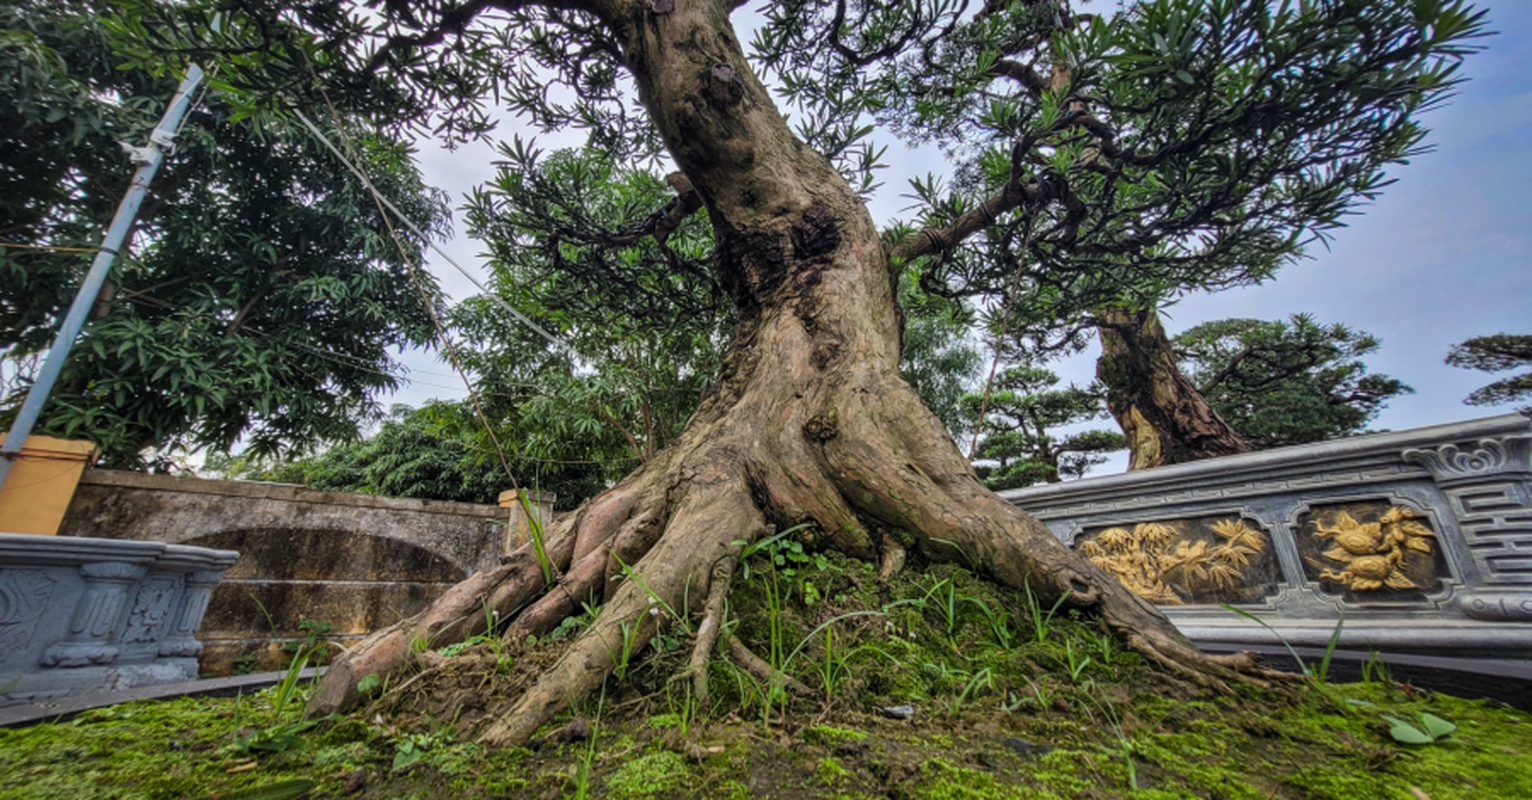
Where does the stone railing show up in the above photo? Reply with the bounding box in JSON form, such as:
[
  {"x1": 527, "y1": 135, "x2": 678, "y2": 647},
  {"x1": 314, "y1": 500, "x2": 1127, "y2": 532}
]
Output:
[
  {"x1": 0, "y1": 533, "x2": 237, "y2": 706},
  {"x1": 1000, "y1": 413, "x2": 1532, "y2": 659}
]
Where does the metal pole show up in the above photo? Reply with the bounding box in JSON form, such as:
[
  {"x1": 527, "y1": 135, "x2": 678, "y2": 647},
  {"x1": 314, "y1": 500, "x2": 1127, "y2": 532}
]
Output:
[{"x1": 0, "y1": 65, "x2": 204, "y2": 492}]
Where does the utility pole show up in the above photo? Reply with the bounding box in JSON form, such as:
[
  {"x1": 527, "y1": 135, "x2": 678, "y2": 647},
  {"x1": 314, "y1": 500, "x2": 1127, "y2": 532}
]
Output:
[{"x1": 0, "y1": 65, "x2": 204, "y2": 494}]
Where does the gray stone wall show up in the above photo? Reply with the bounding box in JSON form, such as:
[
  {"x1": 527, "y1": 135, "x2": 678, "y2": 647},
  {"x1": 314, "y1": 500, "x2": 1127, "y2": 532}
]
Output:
[
  {"x1": 1001, "y1": 413, "x2": 1532, "y2": 659},
  {"x1": 56, "y1": 471, "x2": 512, "y2": 674},
  {"x1": 0, "y1": 534, "x2": 237, "y2": 706}
]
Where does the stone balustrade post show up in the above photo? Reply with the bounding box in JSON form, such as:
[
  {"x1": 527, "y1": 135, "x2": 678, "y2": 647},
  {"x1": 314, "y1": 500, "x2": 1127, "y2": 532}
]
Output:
[{"x1": 39, "y1": 561, "x2": 146, "y2": 667}]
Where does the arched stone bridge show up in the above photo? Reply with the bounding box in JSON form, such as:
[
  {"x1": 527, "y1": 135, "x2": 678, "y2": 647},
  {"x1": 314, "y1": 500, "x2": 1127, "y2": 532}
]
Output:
[{"x1": 57, "y1": 470, "x2": 514, "y2": 674}]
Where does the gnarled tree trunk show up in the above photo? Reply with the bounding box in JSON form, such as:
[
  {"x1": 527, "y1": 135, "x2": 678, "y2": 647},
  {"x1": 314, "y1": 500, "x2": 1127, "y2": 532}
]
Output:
[
  {"x1": 1096, "y1": 307, "x2": 1249, "y2": 470},
  {"x1": 307, "y1": 0, "x2": 1272, "y2": 745}
]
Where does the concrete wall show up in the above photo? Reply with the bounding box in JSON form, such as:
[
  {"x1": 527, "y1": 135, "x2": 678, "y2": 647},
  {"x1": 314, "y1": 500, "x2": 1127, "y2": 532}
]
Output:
[{"x1": 57, "y1": 471, "x2": 511, "y2": 673}]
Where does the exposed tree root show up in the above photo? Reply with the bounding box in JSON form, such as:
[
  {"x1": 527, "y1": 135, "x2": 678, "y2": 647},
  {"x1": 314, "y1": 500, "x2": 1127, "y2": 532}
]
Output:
[
  {"x1": 310, "y1": 368, "x2": 1288, "y2": 743},
  {"x1": 472, "y1": 463, "x2": 764, "y2": 746},
  {"x1": 308, "y1": 477, "x2": 641, "y2": 718},
  {"x1": 727, "y1": 637, "x2": 815, "y2": 699},
  {"x1": 878, "y1": 539, "x2": 906, "y2": 580},
  {"x1": 685, "y1": 536, "x2": 750, "y2": 703}
]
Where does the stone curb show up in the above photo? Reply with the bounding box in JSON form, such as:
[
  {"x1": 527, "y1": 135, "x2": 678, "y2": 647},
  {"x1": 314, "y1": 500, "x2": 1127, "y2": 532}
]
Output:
[{"x1": 0, "y1": 667, "x2": 324, "y2": 729}]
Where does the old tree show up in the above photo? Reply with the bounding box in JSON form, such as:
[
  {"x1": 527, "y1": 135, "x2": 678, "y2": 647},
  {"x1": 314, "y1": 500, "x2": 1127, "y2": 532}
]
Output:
[{"x1": 123, "y1": 0, "x2": 1485, "y2": 743}]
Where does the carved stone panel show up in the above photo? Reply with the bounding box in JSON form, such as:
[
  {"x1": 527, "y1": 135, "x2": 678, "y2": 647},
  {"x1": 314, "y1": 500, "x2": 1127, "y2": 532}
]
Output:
[
  {"x1": 122, "y1": 577, "x2": 180, "y2": 644},
  {"x1": 1443, "y1": 482, "x2": 1532, "y2": 585},
  {"x1": 1075, "y1": 515, "x2": 1277, "y2": 606},
  {"x1": 0, "y1": 569, "x2": 57, "y2": 666},
  {"x1": 1296, "y1": 502, "x2": 1448, "y2": 601}
]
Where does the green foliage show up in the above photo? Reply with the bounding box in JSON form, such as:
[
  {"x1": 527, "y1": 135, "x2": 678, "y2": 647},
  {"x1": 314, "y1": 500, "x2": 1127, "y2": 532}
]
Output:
[
  {"x1": 453, "y1": 145, "x2": 726, "y2": 483},
  {"x1": 209, "y1": 403, "x2": 605, "y2": 509},
  {"x1": 0, "y1": 0, "x2": 449, "y2": 469},
  {"x1": 282, "y1": 619, "x2": 337, "y2": 665},
  {"x1": 963, "y1": 366, "x2": 1126, "y2": 489},
  {"x1": 760, "y1": 0, "x2": 1488, "y2": 351},
  {"x1": 1447, "y1": 333, "x2": 1532, "y2": 409},
  {"x1": 1175, "y1": 315, "x2": 1413, "y2": 448},
  {"x1": 895, "y1": 262, "x2": 984, "y2": 440}
]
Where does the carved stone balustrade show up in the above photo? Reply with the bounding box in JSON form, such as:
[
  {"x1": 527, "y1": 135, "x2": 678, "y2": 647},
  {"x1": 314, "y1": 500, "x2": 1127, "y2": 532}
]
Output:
[
  {"x1": 0, "y1": 533, "x2": 237, "y2": 706},
  {"x1": 1000, "y1": 413, "x2": 1532, "y2": 660}
]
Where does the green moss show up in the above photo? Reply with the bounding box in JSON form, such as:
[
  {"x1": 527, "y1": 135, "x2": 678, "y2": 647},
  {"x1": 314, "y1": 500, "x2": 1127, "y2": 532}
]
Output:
[
  {"x1": 605, "y1": 750, "x2": 692, "y2": 799},
  {"x1": 312, "y1": 740, "x2": 371, "y2": 768},
  {"x1": 801, "y1": 725, "x2": 867, "y2": 745},
  {"x1": 6, "y1": 557, "x2": 1532, "y2": 800},
  {"x1": 815, "y1": 756, "x2": 850, "y2": 784},
  {"x1": 911, "y1": 756, "x2": 1065, "y2": 800}
]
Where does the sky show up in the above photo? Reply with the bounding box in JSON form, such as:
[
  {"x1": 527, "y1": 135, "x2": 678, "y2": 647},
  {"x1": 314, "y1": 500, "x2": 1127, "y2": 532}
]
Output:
[{"x1": 387, "y1": 3, "x2": 1532, "y2": 464}]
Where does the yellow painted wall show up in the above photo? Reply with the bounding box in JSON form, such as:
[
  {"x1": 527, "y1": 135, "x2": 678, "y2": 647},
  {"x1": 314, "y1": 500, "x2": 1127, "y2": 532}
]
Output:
[{"x1": 0, "y1": 435, "x2": 98, "y2": 535}]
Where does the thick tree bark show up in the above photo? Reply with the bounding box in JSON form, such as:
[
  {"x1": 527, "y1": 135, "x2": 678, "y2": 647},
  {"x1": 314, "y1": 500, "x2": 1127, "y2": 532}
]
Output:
[
  {"x1": 1096, "y1": 307, "x2": 1249, "y2": 469},
  {"x1": 307, "y1": 0, "x2": 1276, "y2": 744}
]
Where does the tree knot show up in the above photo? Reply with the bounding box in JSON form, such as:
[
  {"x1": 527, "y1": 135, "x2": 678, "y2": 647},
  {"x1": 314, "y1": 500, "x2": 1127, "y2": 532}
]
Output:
[
  {"x1": 701, "y1": 63, "x2": 745, "y2": 107},
  {"x1": 803, "y1": 408, "x2": 839, "y2": 442},
  {"x1": 791, "y1": 204, "x2": 841, "y2": 263}
]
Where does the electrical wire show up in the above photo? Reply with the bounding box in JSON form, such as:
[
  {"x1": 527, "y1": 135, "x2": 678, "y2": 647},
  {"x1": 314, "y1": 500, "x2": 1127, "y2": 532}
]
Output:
[
  {"x1": 0, "y1": 242, "x2": 99, "y2": 254},
  {"x1": 293, "y1": 68, "x2": 525, "y2": 491},
  {"x1": 289, "y1": 108, "x2": 572, "y2": 359}
]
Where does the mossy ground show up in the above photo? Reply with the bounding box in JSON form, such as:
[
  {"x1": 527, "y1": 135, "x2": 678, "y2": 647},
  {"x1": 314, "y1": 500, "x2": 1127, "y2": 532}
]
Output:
[{"x1": 4, "y1": 551, "x2": 1529, "y2": 799}]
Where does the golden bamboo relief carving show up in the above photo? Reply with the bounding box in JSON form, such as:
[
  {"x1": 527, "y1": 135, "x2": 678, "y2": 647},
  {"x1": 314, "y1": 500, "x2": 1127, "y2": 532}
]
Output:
[
  {"x1": 1311, "y1": 506, "x2": 1436, "y2": 591},
  {"x1": 1079, "y1": 518, "x2": 1269, "y2": 605}
]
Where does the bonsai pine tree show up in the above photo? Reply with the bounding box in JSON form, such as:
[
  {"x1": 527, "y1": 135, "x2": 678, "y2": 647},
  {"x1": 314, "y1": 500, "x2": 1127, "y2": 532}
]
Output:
[
  {"x1": 1175, "y1": 315, "x2": 1413, "y2": 449},
  {"x1": 965, "y1": 366, "x2": 1126, "y2": 489},
  {"x1": 1447, "y1": 334, "x2": 1532, "y2": 410},
  {"x1": 111, "y1": 0, "x2": 1487, "y2": 743}
]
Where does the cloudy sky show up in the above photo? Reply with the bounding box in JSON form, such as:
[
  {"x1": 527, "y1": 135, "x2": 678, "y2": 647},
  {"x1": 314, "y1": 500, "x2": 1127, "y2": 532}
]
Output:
[{"x1": 389, "y1": 3, "x2": 1532, "y2": 453}]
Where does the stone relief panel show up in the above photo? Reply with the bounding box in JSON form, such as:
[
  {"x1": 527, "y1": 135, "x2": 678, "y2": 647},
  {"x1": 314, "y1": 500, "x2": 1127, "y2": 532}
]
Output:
[
  {"x1": 0, "y1": 569, "x2": 57, "y2": 666},
  {"x1": 1296, "y1": 502, "x2": 1448, "y2": 601},
  {"x1": 122, "y1": 577, "x2": 181, "y2": 644},
  {"x1": 1075, "y1": 516, "x2": 1277, "y2": 606},
  {"x1": 1443, "y1": 482, "x2": 1532, "y2": 585}
]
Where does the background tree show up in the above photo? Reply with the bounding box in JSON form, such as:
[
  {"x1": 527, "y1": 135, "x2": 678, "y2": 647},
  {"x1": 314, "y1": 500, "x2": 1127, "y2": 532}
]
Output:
[
  {"x1": 965, "y1": 365, "x2": 1126, "y2": 489},
  {"x1": 866, "y1": 1, "x2": 1485, "y2": 469},
  {"x1": 897, "y1": 264, "x2": 986, "y2": 442},
  {"x1": 1447, "y1": 334, "x2": 1532, "y2": 410},
  {"x1": 0, "y1": 0, "x2": 448, "y2": 468},
  {"x1": 208, "y1": 403, "x2": 607, "y2": 508},
  {"x1": 454, "y1": 144, "x2": 729, "y2": 478},
  {"x1": 1175, "y1": 315, "x2": 1413, "y2": 449},
  {"x1": 115, "y1": 0, "x2": 1486, "y2": 743}
]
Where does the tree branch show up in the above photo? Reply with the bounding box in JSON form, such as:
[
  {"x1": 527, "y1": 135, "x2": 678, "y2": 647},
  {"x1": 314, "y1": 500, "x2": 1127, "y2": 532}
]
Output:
[
  {"x1": 988, "y1": 58, "x2": 1050, "y2": 97},
  {"x1": 1197, "y1": 346, "x2": 1252, "y2": 394},
  {"x1": 556, "y1": 173, "x2": 702, "y2": 248}
]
